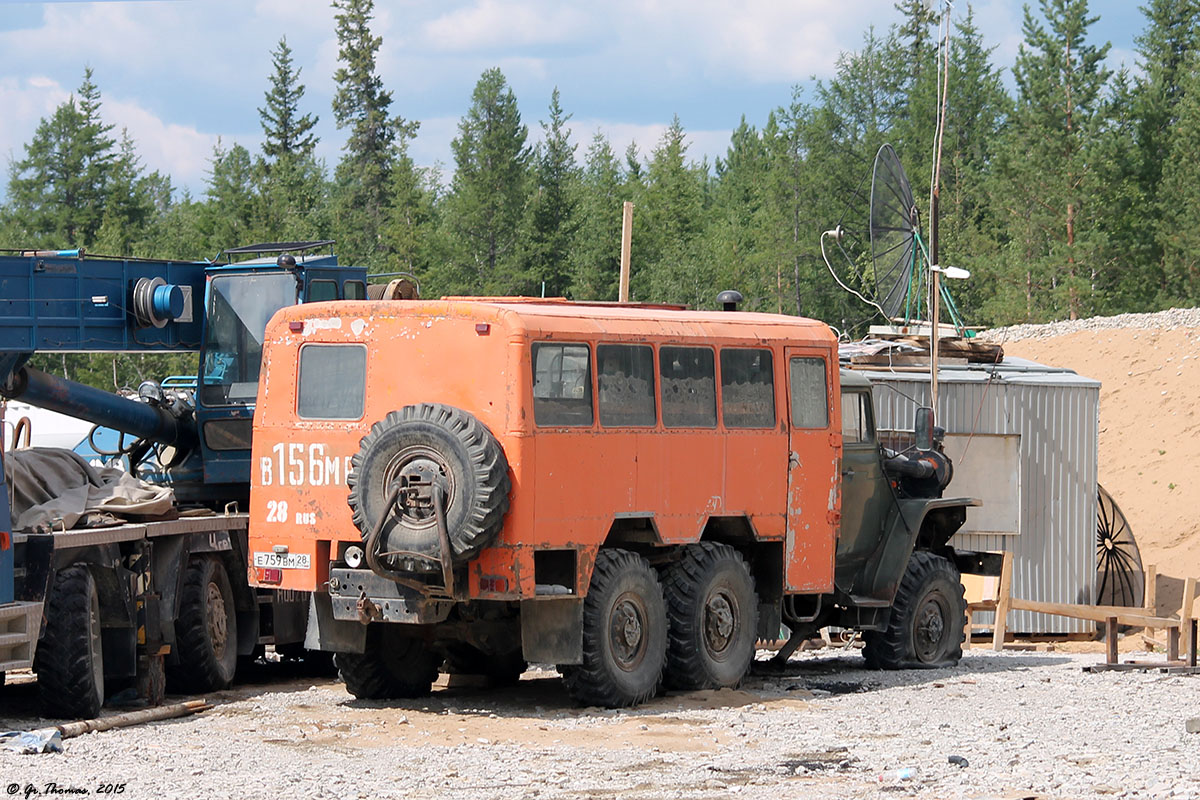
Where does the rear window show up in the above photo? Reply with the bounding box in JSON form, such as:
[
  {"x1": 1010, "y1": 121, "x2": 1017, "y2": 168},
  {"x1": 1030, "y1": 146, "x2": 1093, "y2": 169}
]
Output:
[
  {"x1": 344, "y1": 280, "x2": 367, "y2": 300},
  {"x1": 789, "y1": 357, "x2": 829, "y2": 428},
  {"x1": 598, "y1": 344, "x2": 656, "y2": 427},
  {"x1": 298, "y1": 344, "x2": 366, "y2": 419},
  {"x1": 533, "y1": 343, "x2": 593, "y2": 426},
  {"x1": 660, "y1": 346, "x2": 717, "y2": 428},
  {"x1": 721, "y1": 348, "x2": 775, "y2": 428}
]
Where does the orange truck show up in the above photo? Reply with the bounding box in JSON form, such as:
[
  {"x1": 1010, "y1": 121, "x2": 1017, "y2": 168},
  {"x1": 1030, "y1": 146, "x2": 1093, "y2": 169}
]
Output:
[{"x1": 249, "y1": 296, "x2": 986, "y2": 707}]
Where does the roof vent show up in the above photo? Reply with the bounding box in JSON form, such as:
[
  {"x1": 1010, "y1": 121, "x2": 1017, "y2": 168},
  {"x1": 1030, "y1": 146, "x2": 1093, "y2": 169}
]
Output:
[{"x1": 717, "y1": 290, "x2": 744, "y2": 312}]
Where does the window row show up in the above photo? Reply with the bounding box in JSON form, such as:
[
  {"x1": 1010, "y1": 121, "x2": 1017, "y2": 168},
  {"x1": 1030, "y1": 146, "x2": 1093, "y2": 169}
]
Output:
[{"x1": 532, "y1": 342, "x2": 829, "y2": 430}]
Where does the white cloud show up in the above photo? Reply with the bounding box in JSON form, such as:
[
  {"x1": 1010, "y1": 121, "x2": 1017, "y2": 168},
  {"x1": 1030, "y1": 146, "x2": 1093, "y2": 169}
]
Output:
[
  {"x1": 104, "y1": 97, "x2": 222, "y2": 191},
  {"x1": 0, "y1": 77, "x2": 71, "y2": 167},
  {"x1": 423, "y1": 0, "x2": 590, "y2": 52}
]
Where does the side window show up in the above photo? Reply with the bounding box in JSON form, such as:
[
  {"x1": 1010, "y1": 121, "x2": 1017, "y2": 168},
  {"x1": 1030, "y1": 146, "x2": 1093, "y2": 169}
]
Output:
[
  {"x1": 344, "y1": 280, "x2": 367, "y2": 300},
  {"x1": 660, "y1": 346, "x2": 717, "y2": 428},
  {"x1": 533, "y1": 343, "x2": 593, "y2": 426},
  {"x1": 308, "y1": 279, "x2": 338, "y2": 302},
  {"x1": 841, "y1": 392, "x2": 865, "y2": 444},
  {"x1": 298, "y1": 344, "x2": 366, "y2": 419},
  {"x1": 597, "y1": 344, "x2": 656, "y2": 427},
  {"x1": 721, "y1": 348, "x2": 775, "y2": 428},
  {"x1": 789, "y1": 357, "x2": 829, "y2": 428}
]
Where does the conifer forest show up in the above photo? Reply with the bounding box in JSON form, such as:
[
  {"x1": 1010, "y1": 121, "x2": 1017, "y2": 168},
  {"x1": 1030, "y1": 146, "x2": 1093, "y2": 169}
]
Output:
[{"x1": 4, "y1": 0, "x2": 1200, "y2": 391}]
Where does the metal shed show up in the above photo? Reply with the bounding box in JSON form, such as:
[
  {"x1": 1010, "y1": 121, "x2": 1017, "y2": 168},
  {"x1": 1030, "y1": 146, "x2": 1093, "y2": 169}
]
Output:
[{"x1": 851, "y1": 356, "x2": 1101, "y2": 635}]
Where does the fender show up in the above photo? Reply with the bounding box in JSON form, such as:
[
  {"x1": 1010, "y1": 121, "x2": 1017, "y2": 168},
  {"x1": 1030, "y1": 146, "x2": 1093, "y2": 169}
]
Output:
[{"x1": 851, "y1": 496, "x2": 980, "y2": 606}]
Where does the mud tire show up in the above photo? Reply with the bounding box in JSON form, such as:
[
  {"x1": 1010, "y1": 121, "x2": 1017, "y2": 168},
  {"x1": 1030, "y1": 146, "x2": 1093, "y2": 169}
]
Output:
[
  {"x1": 863, "y1": 551, "x2": 966, "y2": 669},
  {"x1": 347, "y1": 404, "x2": 510, "y2": 574},
  {"x1": 36, "y1": 565, "x2": 105, "y2": 719},
  {"x1": 561, "y1": 549, "x2": 667, "y2": 708},
  {"x1": 169, "y1": 555, "x2": 238, "y2": 693},
  {"x1": 335, "y1": 625, "x2": 440, "y2": 700},
  {"x1": 661, "y1": 542, "x2": 759, "y2": 690}
]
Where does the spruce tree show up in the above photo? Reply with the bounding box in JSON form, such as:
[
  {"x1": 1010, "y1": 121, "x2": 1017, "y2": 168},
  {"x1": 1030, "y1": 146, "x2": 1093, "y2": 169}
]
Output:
[
  {"x1": 259, "y1": 36, "x2": 319, "y2": 162},
  {"x1": 1136, "y1": 0, "x2": 1200, "y2": 304},
  {"x1": 569, "y1": 132, "x2": 624, "y2": 300},
  {"x1": 639, "y1": 116, "x2": 708, "y2": 305},
  {"x1": 331, "y1": 0, "x2": 414, "y2": 264},
  {"x1": 440, "y1": 67, "x2": 531, "y2": 294},
  {"x1": 1157, "y1": 48, "x2": 1200, "y2": 303},
  {"x1": 526, "y1": 88, "x2": 580, "y2": 297},
  {"x1": 990, "y1": 0, "x2": 1111, "y2": 321},
  {"x1": 6, "y1": 68, "x2": 115, "y2": 247}
]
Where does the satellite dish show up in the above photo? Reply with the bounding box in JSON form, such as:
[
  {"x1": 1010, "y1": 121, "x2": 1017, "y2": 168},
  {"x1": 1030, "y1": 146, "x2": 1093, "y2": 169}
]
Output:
[
  {"x1": 820, "y1": 143, "x2": 970, "y2": 335},
  {"x1": 869, "y1": 144, "x2": 921, "y2": 320}
]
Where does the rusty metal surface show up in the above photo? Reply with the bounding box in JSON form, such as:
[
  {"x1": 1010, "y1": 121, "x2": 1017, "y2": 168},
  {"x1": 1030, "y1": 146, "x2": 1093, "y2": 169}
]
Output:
[
  {"x1": 861, "y1": 362, "x2": 1100, "y2": 635},
  {"x1": 251, "y1": 299, "x2": 843, "y2": 599}
]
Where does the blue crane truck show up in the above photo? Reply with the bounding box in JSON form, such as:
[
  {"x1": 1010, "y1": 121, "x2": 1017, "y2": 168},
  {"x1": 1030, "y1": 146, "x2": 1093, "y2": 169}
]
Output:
[{"x1": 0, "y1": 243, "x2": 369, "y2": 718}]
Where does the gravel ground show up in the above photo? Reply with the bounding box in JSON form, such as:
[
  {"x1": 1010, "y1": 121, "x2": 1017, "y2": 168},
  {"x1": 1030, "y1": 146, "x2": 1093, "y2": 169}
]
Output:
[
  {"x1": 978, "y1": 307, "x2": 1200, "y2": 342},
  {"x1": 1, "y1": 647, "x2": 1197, "y2": 800}
]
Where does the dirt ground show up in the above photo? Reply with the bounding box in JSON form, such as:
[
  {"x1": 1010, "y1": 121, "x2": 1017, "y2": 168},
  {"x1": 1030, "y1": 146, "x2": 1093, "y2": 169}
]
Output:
[
  {"x1": 2, "y1": 649, "x2": 1197, "y2": 800},
  {"x1": 999, "y1": 326, "x2": 1200, "y2": 615}
]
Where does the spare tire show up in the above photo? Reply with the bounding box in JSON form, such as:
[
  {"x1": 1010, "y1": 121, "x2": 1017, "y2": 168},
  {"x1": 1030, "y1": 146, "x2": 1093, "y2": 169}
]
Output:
[{"x1": 347, "y1": 403, "x2": 510, "y2": 574}]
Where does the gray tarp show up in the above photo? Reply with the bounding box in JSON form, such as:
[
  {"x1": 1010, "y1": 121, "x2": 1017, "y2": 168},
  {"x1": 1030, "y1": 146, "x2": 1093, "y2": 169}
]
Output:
[{"x1": 2, "y1": 448, "x2": 175, "y2": 533}]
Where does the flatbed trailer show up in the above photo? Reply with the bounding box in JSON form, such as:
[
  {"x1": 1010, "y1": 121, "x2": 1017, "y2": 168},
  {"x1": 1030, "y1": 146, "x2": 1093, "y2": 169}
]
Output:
[{"x1": 0, "y1": 507, "x2": 309, "y2": 716}]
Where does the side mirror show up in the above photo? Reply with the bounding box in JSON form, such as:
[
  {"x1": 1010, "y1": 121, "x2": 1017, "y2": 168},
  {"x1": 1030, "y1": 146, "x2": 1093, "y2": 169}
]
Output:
[{"x1": 914, "y1": 407, "x2": 934, "y2": 451}]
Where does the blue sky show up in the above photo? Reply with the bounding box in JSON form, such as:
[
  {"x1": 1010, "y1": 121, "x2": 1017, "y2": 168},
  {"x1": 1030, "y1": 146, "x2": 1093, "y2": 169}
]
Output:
[{"x1": 0, "y1": 1, "x2": 1146, "y2": 198}]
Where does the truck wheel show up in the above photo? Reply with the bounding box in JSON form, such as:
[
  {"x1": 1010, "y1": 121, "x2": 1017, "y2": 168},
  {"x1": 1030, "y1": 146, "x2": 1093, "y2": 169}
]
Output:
[
  {"x1": 36, "y1": 565, "x2": 104, "y2": 718},
  {"x1": 863, "y1": 551, "x2": 966, "y2": 669},
  {"x1": 661, "y1": 542, "x2": 759, "y2": 690},
  {"x1": 561, "y1": 549, "x2": 667, "y2": 708},
  {"x1": 169, "y1": 556, "x2": 238, "y2": 692},
  {"x1": 335, "y1": 625, "x2": 440, "y2": 699},
  {"x1": 348, "y1": 404, "x2": 510, "y2": 574},
  {"x1": 444, "y1": 644, "x2": 527, "y2": 686}
]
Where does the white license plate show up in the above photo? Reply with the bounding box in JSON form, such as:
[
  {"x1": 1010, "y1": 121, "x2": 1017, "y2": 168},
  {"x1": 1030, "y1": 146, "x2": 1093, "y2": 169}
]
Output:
[{"x1": 253, "y1": 551, "x2": 311, "y2": 570}]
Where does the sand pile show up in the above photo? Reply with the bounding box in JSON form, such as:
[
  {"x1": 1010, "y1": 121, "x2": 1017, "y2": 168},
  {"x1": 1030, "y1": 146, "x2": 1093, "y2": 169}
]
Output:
[{"x1": 984, "y1": 315, "x2": 1200, "y2": 614}]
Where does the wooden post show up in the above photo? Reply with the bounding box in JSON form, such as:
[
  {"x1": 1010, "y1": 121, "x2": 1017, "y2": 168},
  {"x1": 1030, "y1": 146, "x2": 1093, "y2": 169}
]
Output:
[
  {"x1": 1168, "y1": 625, "x2": 1180, "y2": 662},
  {"x1": 991, "y1": 551, "x2": 1014, "y2": 651},
  {"x1": 1105, "y1": 617, "x2": 1119, "y2": 665},
  {"x1": 1182, "y1": 577, "x2": 1196, "y2": 662},
  {"x1": 1190, "y1": 620, "x2": 1198, "y2": 668},
  {"x1": 619, "y1": 201, "x2": 634, "y2": 303},
  {"x1": 1144, "y1": 563, "x2": 1157, "y2": 615}
]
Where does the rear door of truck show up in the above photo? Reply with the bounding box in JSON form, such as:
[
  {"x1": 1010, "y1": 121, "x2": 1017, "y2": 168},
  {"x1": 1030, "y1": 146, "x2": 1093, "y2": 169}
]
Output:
[{"x1": 783, "y1": 348, "x2": 839, "y2": 593}]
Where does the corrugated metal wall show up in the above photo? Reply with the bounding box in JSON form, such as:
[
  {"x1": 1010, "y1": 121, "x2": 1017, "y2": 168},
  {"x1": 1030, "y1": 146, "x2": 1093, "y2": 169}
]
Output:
[{"x1": 859, "y1": 365, "x2": 1100, "y2": 634}]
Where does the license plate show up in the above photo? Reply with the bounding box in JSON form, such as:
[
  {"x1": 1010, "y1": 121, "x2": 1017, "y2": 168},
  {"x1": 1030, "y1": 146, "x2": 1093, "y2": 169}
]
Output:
[{"x1": 253, "y1": 551, "x2": 311, "y2": 570}]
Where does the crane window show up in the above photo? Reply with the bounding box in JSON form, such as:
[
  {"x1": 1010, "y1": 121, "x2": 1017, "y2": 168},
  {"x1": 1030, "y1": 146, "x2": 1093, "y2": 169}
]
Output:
[
  {"x1": 533, "y1": 343, "x2": 593, "y2": 426},
  {"x1": 598, "y1": 344, "x2": 656, "y2": 427},
  {"x1": 660, "y1": 346, "x2": 717, "y2": 429},
  {"x1": 721, "y1": 348, "x2": 775, "y2": 428}
]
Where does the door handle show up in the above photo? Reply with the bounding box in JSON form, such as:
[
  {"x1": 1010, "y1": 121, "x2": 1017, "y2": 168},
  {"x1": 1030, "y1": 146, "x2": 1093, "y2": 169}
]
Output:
[
  {"x1": 841, "y1": 468, "x2": 856, "y2": 478},
  {"x1": 788, "y1": 451, "x2": 800, "y2": 469}
]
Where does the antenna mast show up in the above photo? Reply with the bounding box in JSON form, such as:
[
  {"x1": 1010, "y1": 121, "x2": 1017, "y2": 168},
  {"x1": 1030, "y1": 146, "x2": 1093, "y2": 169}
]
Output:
[{"x1": 928, "y1": 1, "x2": 952, "y2": 420}]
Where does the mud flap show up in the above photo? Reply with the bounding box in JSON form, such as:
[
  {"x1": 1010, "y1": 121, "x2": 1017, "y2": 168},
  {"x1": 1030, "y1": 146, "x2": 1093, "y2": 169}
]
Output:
[
  {"x1": 520, "y1": 597, "x2": 583, "y2": 664},
  {"x1": 305, "y1": 592, "x2": 367, "y2": 654}
]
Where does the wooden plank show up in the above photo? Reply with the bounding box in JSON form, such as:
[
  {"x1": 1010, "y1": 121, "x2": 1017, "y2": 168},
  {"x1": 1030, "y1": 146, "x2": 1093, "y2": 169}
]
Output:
[
  {"x1": 1169, "y1": 626, "x2": 1180, "y2": 662},
  {"x1": 1181, "y1": 577, "x2": 1196, "y2": 660},
  {"x1": 1105, "y1": 618, "x2": 1119, "y2": 665},
  {"x1": 1190, "y1": 620, "x2": 1198, "y2": 669},
  {"x1": 1144, "y1": 564, "x2": 1157, "y2": 614},
  {"x1": 1007, "y1": 597, "x2": 1181, "y2": 628},
  {"x1": 991, "y1": 551, "x2": 1014, "y2": 651},
  {"x1": 619, "y1": 201, "x2": 633, "y2": 303}
]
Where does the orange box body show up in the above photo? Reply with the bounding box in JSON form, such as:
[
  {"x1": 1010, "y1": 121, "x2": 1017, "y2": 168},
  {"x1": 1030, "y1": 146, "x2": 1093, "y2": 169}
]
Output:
[{"x1": 249, "y1": 299, "x2": 842, "y2": 600}]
